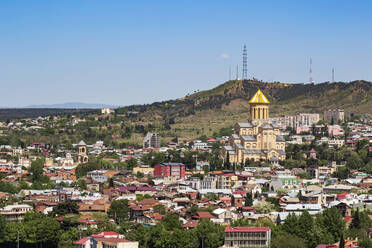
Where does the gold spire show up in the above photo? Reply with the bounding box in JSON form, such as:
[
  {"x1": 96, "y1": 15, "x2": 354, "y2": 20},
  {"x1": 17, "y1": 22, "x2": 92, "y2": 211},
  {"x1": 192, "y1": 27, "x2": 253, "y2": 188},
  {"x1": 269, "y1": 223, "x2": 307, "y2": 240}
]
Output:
[{"x1": 249, "y1": 89, "x2": 270, "y2": 104}]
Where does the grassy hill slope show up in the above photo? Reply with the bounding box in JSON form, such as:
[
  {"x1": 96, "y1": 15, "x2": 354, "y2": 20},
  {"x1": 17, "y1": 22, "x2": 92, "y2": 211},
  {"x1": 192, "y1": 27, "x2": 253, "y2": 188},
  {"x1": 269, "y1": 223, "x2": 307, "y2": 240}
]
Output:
[{"x1": 117, "y1": 80, "x2": 372, "y2": 143}]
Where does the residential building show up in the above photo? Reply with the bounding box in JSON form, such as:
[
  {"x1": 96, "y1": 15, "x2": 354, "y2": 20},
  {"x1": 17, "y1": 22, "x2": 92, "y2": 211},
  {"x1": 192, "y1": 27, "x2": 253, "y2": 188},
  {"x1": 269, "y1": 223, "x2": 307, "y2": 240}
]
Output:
[
  {"x1": 0, "y1": 203, "x2": 33, "y2": 221},
  {"x1": 223, "y1": 226, "x2": 271, "y2": 248},
  {"x1": 324, "y1": 109, "x2": 345, "y2": 123},
  {"x1": 270, "y1": 174, "x2": 301, "y2": 191},
  {"x1": 153, "y1": 163, "x2": 185, "y2": 179},
  {"x1": 143, "y1": 132, "x2": 160, "y2": 148}
]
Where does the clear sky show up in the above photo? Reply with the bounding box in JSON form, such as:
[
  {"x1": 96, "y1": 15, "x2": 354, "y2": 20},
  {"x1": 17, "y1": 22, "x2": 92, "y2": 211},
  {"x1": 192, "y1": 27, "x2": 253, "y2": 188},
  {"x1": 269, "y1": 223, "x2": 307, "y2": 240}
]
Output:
[{"x1": 1, "y1": 0, "x2": 371, "y2": 107}]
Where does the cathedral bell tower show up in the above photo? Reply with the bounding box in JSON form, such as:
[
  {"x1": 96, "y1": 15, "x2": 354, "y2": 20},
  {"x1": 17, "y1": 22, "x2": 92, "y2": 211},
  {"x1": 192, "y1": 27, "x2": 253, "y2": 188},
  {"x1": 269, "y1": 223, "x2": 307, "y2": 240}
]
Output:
[
  {"x1": 77, "y1": 140, "x2": 88, "y2": 164},
  {"x1": 249, "y1": 89, "x2": 270, "y2": 121}
]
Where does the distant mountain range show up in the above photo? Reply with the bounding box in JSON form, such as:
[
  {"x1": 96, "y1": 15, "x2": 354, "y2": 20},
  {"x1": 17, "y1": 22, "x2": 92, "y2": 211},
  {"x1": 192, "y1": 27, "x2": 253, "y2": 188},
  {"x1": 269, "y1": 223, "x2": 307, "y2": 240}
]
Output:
[{"x1": 25, "y1": 102, "x2": 119, "y2": 109}]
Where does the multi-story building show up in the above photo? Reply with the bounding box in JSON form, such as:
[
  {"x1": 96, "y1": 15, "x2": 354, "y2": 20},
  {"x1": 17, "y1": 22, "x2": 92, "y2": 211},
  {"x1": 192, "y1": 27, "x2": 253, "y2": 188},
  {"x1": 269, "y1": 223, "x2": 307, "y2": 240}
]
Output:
[
  {"x1": 216, "y1": 173, "x2": 239, "y2": 189},
  {"x1": 222, "y1": 89, "x2": 286, "y2": 163},
  {"x1": 270, "y1": 174, "x2": 301, "y2": 191},
  {"x1": 0, "y1": 203, "x2": 33, "y2": 221},
  {"x1": 324, "y1": 109, "x2": 345, "y2": 123},
  {"x1": 153, "y1": 162, "x2": 185, "y2": 179},
  {"x1": 143, "y1": 132, "x2": 160, "y2": 148},
  {"x1": 200, "y1": 176, "x2": 217, "y2": 190},
  {"x1": 273, "y1": 113, "x2": 319, "y2": 130},
  {"x1": 223, "y1": 226, "x2": 271, "y2": 248}
]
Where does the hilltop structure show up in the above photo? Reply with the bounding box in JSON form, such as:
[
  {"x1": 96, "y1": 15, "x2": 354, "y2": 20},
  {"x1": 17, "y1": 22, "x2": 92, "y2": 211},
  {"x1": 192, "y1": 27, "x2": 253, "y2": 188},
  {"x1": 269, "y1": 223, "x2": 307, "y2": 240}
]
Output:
[{"x1": 222, "y1": 89, "x2": 286, "y2": 163}]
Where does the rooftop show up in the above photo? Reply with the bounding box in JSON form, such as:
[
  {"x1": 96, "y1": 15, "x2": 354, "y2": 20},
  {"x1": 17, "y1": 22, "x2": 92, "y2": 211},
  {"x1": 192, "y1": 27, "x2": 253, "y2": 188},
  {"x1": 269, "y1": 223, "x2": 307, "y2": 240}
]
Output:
[
  {"x1": 249, "y1": 89, "x2": 270, "y2": 104},
  {"x1": 225, "y1": 226, "x2": 270, "y2": 233}
]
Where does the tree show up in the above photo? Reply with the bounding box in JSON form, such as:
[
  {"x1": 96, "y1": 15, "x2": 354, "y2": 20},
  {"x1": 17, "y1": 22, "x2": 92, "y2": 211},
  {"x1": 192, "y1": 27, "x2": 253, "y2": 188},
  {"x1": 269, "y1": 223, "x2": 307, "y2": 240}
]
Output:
[
  {"x1": 28, "y1": 158, "x2": 45, "y2": 182},
  {"x1": 3, "y1": 222, "x2": 25, "y2": 244},
  {"x1": 350, "y1": 208, "x2": 371, "y2": 231},
  {"x1": 317, "y1": 207, "x2": 345, "y2": 242},
  {"x1": 339, "y1": 233, "x2": 345, "y2": 248},
  {"x1": 168, "y1": 228, "x2": 198, "y2": 248},
  {"x1": 109, "y1": 177, "x2": 114, "y2": 188},
  {"x1": 0, "y1": 215, "x2": 6, "y2": 242},
  {"x1": 153, "y1": 204, "x2": 166, "y2": 215},
  {"x1": 195, "y1": 219, "x2": 224, "y2": 248},
  {"x1": 126, "y1": 158, "x2": 138, "y2": 170},
  {"x1": 346, "y1": 152, "x2": 364, "y2": 170},
  {"x1": 146, "y1": 223, "x2": 170, "y2": 248},
  {"x1": 58, "y1": 228, "x2": 79, "y2": 248},
  {"x1": 298, "y1": 211, "x2": 314, "y2": 238},
  {"x1": 253, "y1": 201, "x2": 276, "y2": 214},
  {"x1": 161, "y1": 213, "x2": 181, "y2": 231},
  {"x1": 271, "y1": 232, "x2": 305, "y2": 248},
  {"x1": 75, "y1": 161, "x2": 101, "y2": 178},
  {"x1": 231, "y1": 218, "x2": 251, "y2": 227},
  {"x1": 332, "y1": 166, "x2": 350, "y2": 180},
  {"x1": 75, "y1": 179, "x2": 87, "y2": 190},
  {"x1": 282, "y1": 213, "x2": 299, "y2": 236},
  {"x1": 244, "y1": 192, "x2": 253, "y2": 207},
  {"x1": 350, "y1": 208, "x2": 361, "y2": 230},
  {"x1": 32, "y1": 216, "x2": 61, "y2": 246},
  {"x1": 107, "y1": 199, "x2": 130, "y2": 224},
  {"x1": 51, "y1": 201, "x2": 79, "y2": 216},
  {"x1": 358, "y1": 238, "x2": 372, "y2": 248}
]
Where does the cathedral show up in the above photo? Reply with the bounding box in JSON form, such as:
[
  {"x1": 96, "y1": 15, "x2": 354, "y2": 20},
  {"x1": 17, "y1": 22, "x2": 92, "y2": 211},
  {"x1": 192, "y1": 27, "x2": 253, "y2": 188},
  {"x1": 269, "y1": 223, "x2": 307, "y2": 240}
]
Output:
[{"x1": 222, "y1": 89, "x2": 286, "y2": 164}]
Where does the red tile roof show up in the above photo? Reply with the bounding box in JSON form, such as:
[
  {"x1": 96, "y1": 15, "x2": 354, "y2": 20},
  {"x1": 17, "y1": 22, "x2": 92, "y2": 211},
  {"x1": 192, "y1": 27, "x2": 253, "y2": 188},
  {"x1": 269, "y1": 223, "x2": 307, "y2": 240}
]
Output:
[
  {"x1": 344, "y1": 216, "x2": 353, "y2": 223},
  {"x1": 225, "y1": 226, "x2": 270, "y2": 233},
  {"x1": 196, "y1": 212, "x2": 215, "y2": 219},
  {"x1": 73, "y1": 237, "x2": 89, "y2": 245},
  {"x1": 182, "y1": 220, "x2": 199, "y2": 228}
]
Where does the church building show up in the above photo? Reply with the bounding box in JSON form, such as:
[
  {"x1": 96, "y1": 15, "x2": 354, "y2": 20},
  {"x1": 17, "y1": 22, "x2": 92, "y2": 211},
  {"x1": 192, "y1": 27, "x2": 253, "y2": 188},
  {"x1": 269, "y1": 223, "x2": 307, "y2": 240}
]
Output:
[{"x1": 222, "y1": 89, "x2": 286, "y2": 164}]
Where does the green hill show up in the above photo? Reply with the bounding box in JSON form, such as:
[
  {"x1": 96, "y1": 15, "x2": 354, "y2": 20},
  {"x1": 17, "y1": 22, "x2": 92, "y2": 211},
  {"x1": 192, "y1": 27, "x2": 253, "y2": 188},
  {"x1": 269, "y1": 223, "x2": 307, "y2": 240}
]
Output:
[{"x1": 116, "y1": 79, "x2": 372, "y2": 143}]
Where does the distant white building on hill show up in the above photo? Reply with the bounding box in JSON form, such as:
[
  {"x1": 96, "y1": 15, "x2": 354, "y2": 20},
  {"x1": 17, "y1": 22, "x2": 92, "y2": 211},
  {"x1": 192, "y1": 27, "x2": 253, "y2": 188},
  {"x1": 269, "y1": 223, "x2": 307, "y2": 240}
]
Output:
[{"x1": 101, "y1": 108, "x2": 115, "y2": 115}]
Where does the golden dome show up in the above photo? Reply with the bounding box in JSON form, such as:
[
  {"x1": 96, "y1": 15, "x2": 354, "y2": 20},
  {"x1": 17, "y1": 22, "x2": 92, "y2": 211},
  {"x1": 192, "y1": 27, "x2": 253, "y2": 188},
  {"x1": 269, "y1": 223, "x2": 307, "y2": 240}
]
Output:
[{"x1": 249, "y1": 89, "x2": 270, "y2": 104}]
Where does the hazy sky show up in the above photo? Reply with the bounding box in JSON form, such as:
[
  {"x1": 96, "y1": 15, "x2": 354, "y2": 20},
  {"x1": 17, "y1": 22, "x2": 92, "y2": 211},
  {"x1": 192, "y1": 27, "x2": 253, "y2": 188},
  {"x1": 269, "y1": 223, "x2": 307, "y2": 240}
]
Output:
[{"x1": 1, "y1": 0, "x2": 371, "y2": 107}]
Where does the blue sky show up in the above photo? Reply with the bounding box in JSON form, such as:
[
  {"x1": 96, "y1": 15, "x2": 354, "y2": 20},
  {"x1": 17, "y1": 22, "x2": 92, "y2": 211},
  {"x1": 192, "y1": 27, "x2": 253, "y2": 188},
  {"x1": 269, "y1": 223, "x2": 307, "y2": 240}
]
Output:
[{"x1": 1, "y1": 1, "x2": 371, "y2": 107}]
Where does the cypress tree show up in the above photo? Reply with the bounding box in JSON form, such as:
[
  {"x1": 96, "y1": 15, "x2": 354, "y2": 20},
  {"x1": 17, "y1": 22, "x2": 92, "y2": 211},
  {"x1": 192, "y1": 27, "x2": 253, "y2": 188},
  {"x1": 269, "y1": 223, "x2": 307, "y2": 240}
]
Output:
[
  {"x1": 339, "y1": 233, "x2": 345, "y2": 248},
  {"x1": 244, "y1": 192, "x2": 253, "y2": 207},
  {"x1": 350, "y1": 208, "x2": 360, "y2": 229}
]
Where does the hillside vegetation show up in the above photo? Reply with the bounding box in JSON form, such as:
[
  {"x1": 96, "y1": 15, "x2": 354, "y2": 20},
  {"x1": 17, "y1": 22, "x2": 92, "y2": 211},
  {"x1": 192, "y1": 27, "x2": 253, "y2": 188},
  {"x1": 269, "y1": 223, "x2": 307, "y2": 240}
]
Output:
[{"x1": 115, "y1": 80, "x2": 372, "y2": 143}]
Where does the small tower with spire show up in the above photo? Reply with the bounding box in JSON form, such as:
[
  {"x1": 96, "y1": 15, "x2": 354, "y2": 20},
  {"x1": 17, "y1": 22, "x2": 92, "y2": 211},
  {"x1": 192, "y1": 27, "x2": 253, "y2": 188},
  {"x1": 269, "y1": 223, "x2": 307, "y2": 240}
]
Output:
[{"x1": 77, "y1": 140, "x2": 88, "y2": 164}]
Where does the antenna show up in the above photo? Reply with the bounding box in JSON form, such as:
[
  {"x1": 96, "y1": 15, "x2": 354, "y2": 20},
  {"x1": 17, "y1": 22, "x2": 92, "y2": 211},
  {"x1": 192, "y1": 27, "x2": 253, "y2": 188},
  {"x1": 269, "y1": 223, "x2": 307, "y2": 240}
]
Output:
[
  {"x1": 236, "y1": 65, "x2": 239, "y2": 80},
  {"x1": 229, "y1": 65, "x2": 231, "y2": 81},
  {"x1": 309, "y1": 57, "x2": 313, "y2": 83},
  {"x1": 242, "y1": 44, "x2": 248, "y2": 80},
  {"x1": 332, "y1": 68, "x2": 335, "y2": 82}
]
